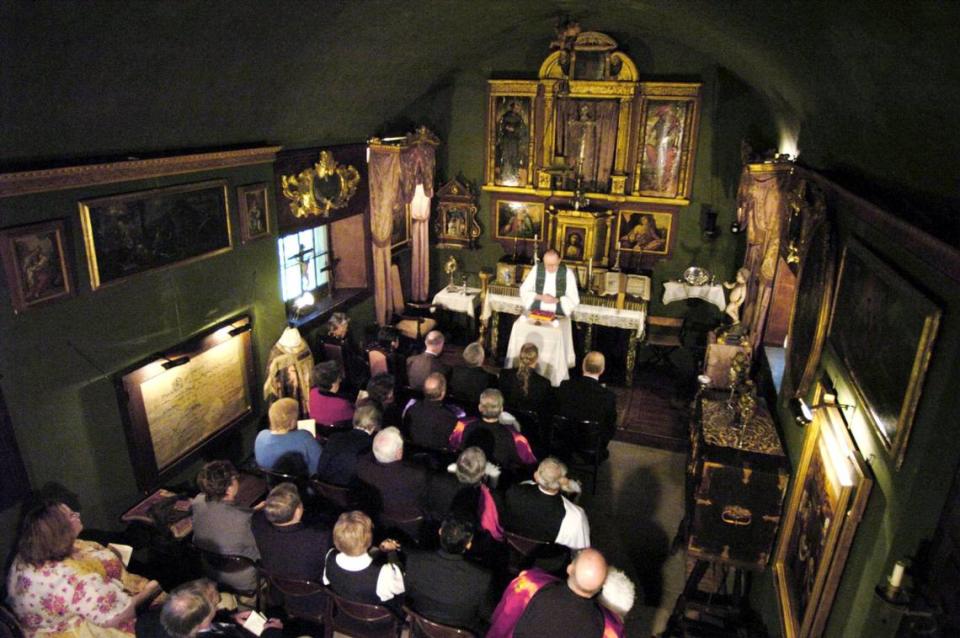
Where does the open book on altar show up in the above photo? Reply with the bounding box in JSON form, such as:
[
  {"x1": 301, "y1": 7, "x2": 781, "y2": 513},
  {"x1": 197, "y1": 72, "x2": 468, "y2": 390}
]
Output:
[{"x1": 592, "y1": 271, "x2": 652, "y2": 301}]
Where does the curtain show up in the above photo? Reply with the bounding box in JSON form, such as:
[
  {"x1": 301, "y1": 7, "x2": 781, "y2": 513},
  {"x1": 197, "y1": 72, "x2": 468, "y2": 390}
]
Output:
[
  {"x1": 736, "y1": 166, "x2": 788, "y2": 351},
  {"x1": 368, "y1": 147, "x2": 400, "y2": 325},
  {"x1": 399, "y1": 130, "x2": 438, "y2": 302}
]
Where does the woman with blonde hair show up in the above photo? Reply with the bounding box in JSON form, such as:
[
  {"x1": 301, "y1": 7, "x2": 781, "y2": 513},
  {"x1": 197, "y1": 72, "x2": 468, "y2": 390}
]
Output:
[
  {"x1": 6, "y1": 500, "x2": 162, "y2": 637},
  {"x1": 498, "y1": 342, "x2": 552, "y2": 414}
]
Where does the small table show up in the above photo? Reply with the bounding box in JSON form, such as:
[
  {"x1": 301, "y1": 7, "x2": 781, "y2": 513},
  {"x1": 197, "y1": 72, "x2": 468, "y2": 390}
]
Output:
[
  {"x1": 432, "y1": 286, "x2": 482, "y2": 318},
  {"x1": 662, "y1": 281, "x2": 726, "y2": 312},
  {"x1": 505, "y1": 316, "x2": 576, "y2": 387}
]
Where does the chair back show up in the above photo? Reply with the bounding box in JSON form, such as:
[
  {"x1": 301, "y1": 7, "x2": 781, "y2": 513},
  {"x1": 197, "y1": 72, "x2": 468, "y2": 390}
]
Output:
[
  {"x1": 323, "y1": 341, "x2": 346, "y2": 371},
  {"x1": 327, "y1": 588, "x2": 402, "y2": 638},
  {"x1": 310, "y1": 478, "x2": 352, "y2": 510},
  {"x1": 368, "y1": 349, "x2": 389, "y2": 377},
  {"x1": 0, "y1": 604, "x2": 25, "y2": 638},
  {"x1": 390, "y1": 264, "x2": 406, "y2": 315},
  {"x1": 191, "y1": 544, "x2": 261, "y2": 604},
  {"x1": 263, "y1": 573, "x2": 328, "y2": 624},
  {"x1": 548, "y1": 414, "x2": 604, "y2": 495},
  {"x1": 645, "y1": 315, "x2": 685, "y2": 347},
  {"x1": 503, "y1": 530, "x2": 558, "y2": 575},
  {"x1": 404, "y1": 606, "x2": 477, "y2": 638}
]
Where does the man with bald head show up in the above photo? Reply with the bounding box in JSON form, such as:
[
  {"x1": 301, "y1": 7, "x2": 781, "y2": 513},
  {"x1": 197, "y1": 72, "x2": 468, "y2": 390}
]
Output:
[
  {"x1": 556, "y1": 351, "x2": 618, "y2": 459},
  {"x1": 519, "y1": 249, "x2": 580, "y2": 317},
  {"x1": 406, "y1": 330, "x2": 451, "y2": 390},
  {"x1": 487, "y1": 549, "x2": 624, "y2": 638}
]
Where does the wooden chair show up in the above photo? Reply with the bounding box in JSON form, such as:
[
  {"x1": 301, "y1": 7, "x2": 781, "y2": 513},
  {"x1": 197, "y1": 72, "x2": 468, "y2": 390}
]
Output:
[
  {"x1": 191, "y1": 545, "x2": 262, "y2": 610},
  {"x1": 324, "y1": 588, "x2": 403, "y2": 638},
  {"x1": 322, "y1": 341, "x2": 346, "y2": 372},
  {"x1": 368, "y1": 348, "x2": 389, "y2": 377},
  {"x1": 310, "y1": 478, "x2": 353, "y2": 511},
  {"x1": 503, "y1": 530, "x2": 563, "y2": 576},
  {"x1": 0, "y1": 603, "x2": 25, "y2": 638},
  {"x1": 404, "y1": 606, "x2": 478, "y2": 638},
  {"x1": 262, "y1": 572, "x2": 328, "y2": 629},
  {"x1": 642, "y1": 315, "x2": 686, "y2": 372},
  {"x1": 389, "y1": 264, "x2": 438, "y2": 341},
  {"x1": 547, "y1": 414, "x2": 605, "y2": 495}
]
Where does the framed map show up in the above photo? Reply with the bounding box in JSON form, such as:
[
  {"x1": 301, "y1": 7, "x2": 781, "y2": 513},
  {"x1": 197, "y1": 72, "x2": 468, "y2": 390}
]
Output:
[{"x1": 117, "y1": 315, "x2": 256, "y2": 491}]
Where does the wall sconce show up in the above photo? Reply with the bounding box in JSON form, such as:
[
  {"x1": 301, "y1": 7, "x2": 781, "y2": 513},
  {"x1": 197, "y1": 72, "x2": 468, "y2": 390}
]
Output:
[
  {"x1": 789, "y1": 397, "x2": 813, "y2": 426},
  {"x1": 161, "y1": 356, "x2": 190, "y2": 370},
  {"x1": 701, "y1": 206, "x2": 720, "y2": 241}
]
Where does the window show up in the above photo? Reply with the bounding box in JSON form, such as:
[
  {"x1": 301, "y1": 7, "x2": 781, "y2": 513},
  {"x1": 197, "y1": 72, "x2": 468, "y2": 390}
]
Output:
[{"x1": 277, "y1": 224, "x2": 330, "y2": 303}]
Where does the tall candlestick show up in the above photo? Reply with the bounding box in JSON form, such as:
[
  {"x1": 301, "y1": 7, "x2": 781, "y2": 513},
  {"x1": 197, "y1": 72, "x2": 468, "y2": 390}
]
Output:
[{"x1": 587, "y1": 257, "x2": 593, "y2": 289}]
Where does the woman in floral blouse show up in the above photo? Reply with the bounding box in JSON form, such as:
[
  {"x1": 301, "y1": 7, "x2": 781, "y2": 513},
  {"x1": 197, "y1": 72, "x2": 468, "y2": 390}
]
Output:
[{"x1": 5, "y1": 500, "x2": 161, "y2": 637}]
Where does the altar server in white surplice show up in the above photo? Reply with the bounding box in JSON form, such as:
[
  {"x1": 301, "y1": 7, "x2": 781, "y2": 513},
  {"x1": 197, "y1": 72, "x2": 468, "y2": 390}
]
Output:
[{"x1": 519, "y1": 249, "x2": 580, "y2": 316}]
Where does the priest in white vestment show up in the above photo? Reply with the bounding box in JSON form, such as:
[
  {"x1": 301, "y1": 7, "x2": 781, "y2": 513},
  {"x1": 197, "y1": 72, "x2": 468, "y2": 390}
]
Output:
[{"x1": 508, "y1": 249, "x2": 580, "y2": 385}]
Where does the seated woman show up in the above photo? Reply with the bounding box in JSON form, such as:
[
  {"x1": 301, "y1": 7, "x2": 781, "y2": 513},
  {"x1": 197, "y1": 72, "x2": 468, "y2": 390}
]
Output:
[
  {"x1": 6, "y1": 500, "x2": 162, "y2": 637},
  {"x1": 322, "y1": 312, "x2": 368, "y2": 396},
  {"x1": 308, "y1": 360, "x2": 355, "y2": 427},
  {"x1": 190, "y1": 461, "x2": 260, "y2": 595},
  {"x1": 255, "y1": 398, "x2": 322, "y2": 476},
  {"x1": 499, "y1": 343, "x2": 552, "y2": 415},
  {"x1": 322, "y1": 511, "x2": 404, "y2": 606}
]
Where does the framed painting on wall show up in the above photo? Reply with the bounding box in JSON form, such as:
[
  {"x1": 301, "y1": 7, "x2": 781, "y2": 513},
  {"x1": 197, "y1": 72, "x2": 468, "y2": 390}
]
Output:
[
  {"x1": 494, "y1": 200, "x2": 544, "y2": 241},
  {"x1": 485, "y1": 81, "x2": 539, "y2": 189},
  {"x1": 773, "y1": 402, "x2": 872, "y2": 638},
  {"x1": 634, "y1": 84, "x2": 701, "y2": 201},
  {"x1": 615, "y1": 209, "x2": 673, "y2": 256},
  {"x1": 0, "y1": 219, "x2": 74, "y2": 313},
  {"x1": 828, "y1": 238, "x2": 941, "y2": 469},
  {"x1": 236, "y1": 183, "x2": 272, "y2": 244},
  {"x1": 79, "y1": 180, "x2": 232, "y2": 289},
  {"x1": 390, "y1": 202, "x2": 411, "y2": 250}
]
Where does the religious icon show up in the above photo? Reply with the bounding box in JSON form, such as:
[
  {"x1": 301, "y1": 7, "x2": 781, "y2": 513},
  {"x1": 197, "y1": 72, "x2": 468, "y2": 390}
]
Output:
[
  {"x1": 494, "y1": 97, "x2": 531, "y2": 187},
  {"x1": 563, "y1": 230, "x2": 585, "y2": 261},
  {"x1": 0, "y1": 220, "x2": 74, "y2": 313},
  {"x1": 495, "y1": 200, "x2": 543, "y2": 241},
  {"x1": 638, "y1": 101, "x2": 689, "y2": 197},
  {"x1": 616, "y1": 211, "x2": 671, "y2": 254},
  {"x1": 238, "y1": 183, "x2": 272, "y2": 244}
]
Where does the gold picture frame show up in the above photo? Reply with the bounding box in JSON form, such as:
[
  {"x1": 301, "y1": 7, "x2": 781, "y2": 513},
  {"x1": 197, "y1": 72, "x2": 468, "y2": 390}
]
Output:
[
  {"x1": 615, "y1": 209, "x2": 674, "y2": 256},
  {"x1": 485, "y1": 81, "x2": 539, "y2": 189},
  {"x1": 828, "y1": 239, "x2": 941, "y2": 469},
  {"x1": 79, "y1": 180, "x2": 232, "y2": 290},
  {"x1": 0, "y1": 219, "x2": 74, "y2": 313},
  {"x1": 773, "y1": 401, "x2": 872, "y2": 638},
  {"x1": 494, "y1": 200, "x2": 544, "y2": 242},
  {"x1": 236, "y1": 183, "x2": 272, "y2": 244}
]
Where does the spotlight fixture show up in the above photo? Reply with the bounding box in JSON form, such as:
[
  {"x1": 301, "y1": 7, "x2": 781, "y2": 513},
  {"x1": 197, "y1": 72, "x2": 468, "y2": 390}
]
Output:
[
  {"x1": 730, "y1": 220, "x2": 743, "y2": 234},
  {"x1": 161, "y1": 356, "x2": 191, "y2": 370},
  {"x1": 789, "y1": 397, "x2": 813, "y2": 426},
  {"x1": 228, "y1": 323, "x2": 252, "y2": 337}
]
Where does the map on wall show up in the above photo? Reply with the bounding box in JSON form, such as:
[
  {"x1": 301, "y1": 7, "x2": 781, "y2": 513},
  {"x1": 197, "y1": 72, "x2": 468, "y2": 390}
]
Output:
[{"x1": 141, "y1": 336, "x2": 250, "y2": 469}]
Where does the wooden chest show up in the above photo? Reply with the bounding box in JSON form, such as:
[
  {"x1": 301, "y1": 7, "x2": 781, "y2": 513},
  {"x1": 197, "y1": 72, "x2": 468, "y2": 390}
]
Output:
[{"x1": 686, "y1": 394, "x2": 789, "y2": 569}]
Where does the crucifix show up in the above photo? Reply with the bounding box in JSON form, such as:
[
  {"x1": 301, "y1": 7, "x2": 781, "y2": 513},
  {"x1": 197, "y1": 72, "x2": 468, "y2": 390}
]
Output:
[{"x1": 287, "y1": 243, "x2": 315, "y2": 290}]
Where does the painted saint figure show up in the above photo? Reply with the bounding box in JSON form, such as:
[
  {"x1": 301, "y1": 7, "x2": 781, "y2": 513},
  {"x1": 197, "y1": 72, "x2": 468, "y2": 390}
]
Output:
[{"x1": 496, "y1": 100, "x2": 529, "y2": 186}]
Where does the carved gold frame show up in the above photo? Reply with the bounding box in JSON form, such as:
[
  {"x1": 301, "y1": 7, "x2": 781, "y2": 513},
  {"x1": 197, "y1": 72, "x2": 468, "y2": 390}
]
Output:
[
  {"x1": 280, "y1": 150, "x2": 360, "y2": 219},
  {"x1": 773, "y1": 401, "x2": 872, "y2": 638},
  {"x1": 485, "y1": 80, "x2": 539, "y2": 190}
]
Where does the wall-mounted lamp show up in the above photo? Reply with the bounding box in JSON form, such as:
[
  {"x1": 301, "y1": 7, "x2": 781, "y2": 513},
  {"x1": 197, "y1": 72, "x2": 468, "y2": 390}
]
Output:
[
  {"x1": 161, "y1": 356, "x2": 191, "y2": 370},
  {"x1": 789, "y1": 397, "x2": 814, "y2": 426},
  {"x1": 228, "y1": 324, "x2": 252, "y2": 337}
]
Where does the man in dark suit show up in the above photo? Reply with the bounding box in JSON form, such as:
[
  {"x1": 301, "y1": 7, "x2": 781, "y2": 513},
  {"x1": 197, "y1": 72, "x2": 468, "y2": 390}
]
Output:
[
  {"x1": 404, "y1": 517, "x2": 494, "y2": 633},
  {"x1": 251, "y1": 483, "x2": 331, "y2": 615},
  {"x1": 355, "y1": 426, "x2": 427, "y2": 535},
  {"x1": 555, "y1": 351, "x2": 618, "y2": 459},
  {"x1": 315, "y1": 403, "x2": 380, "y2": 485},
  {"x1": 449, "y1": 341, "x2": 498, "y2": 404},
  {"x1": 405, "y1": 372, "x2": 464, "y2": 451},
  {"x1": 406, "y1": 330, "x2": 451, "y2": 390}
]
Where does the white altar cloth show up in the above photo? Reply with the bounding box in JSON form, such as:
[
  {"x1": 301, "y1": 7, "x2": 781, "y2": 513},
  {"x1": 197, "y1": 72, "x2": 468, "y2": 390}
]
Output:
[{"x1": 504, "y1": 315, "x2": 576, "y2": 387}]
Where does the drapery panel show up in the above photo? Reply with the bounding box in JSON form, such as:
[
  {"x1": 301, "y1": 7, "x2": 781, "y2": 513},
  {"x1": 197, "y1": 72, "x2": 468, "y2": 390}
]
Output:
[
  {"x1": 368, "y1": 149, "x2": 400, "y2": 325},
  {"x1": 399, "y1": 132, "x2": 438, "y2": 302}
]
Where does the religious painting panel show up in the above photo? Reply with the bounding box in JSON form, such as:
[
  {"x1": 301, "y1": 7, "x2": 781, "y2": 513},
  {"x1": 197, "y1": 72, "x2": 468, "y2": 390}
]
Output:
[
  {"x1": 485, "y1": 81, "x2": 538, "y2": 189},
  {"x1": 390, "y1": 202, "x2": 411, "y2": 250},
  {"x1": 634, "y1": 85, "x2": 701, "y2": 201},
  {"x1": 615, "y1": 209, "x2": 674, "y2": 256},
  {"x1": 827, "y1": 238, "x2": 940, "y2": 469},
  {"x1": 0, "y1": 219, "x2": 74, "y2": 313},
  {"x1": 434, "y1": 177, "x2": 480, "y2": 249},
  {"x1": 236, "y1": 183, "x2": 273, "y2": 244},
  {"x1": 774, "y1": 403, "x2": 872, "y2": 638},
  {"x1": 78, "y1": 180, "x2": 231, "y2": 290},
  {"x1": 494, "y1": 200, "x2": 544, "y2": 242},
  {"x1": 117, "y1": 315, "x2": 256, "y2": 491}
]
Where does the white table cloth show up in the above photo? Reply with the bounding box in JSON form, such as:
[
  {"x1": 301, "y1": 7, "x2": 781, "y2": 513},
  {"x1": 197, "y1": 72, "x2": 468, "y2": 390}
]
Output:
[
  {"x1": 662, "y1": 281, "x2": 726, "y2": 312},
  {"x1": 504, "y1": 316, "x2": 576, "y2": 387},
  {"x1": 432, "y1": 286, "x2": 481, "y2": 318},
  {"x1": 481, "y1": 293, "x2": 647, "y2": 338}
]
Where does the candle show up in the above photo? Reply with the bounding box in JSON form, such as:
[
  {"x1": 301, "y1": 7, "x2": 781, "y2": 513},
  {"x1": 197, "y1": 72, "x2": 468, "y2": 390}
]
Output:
[
  {"x1": 587, "y1": 257, "x2": 593, "y2": 284},
  {"x1": 889, "y1": 561, "x2": 905, "y2": 588}
]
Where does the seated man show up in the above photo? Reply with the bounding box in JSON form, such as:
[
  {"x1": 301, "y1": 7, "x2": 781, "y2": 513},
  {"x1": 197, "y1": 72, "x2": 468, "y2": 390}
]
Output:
[
  {"x1": 323, "y1": 511, "x2": 404, "y2": 605},
  {"x1": 315, "y1": 403, "x2": 380, "y2": 486},
  {"x1": 555, "y1": 351, "x2": 618, "y2": 459},
  {"x1": 308, "y1": 360, "x2": 355, "y2": 427},
  {"x1": 362, "y1": 372, "x2": 402, "y2": 427},
  {"x1": 503, "y1": 458, "x2": 590, "y2": 550},
  {"x1": 449, "y1": 341, "x2": 498, "y2": 404},
  {"x1": 488, "y1": 549, "x2": 624, "y2": 638},
  {"x1": 449, "y1": 389, "x2": 536, "y2": 471},
  {"x1": 190, "y1": 461, "x2": 260, "y2": 594},
  {"x1": 251, "y1": 483, "x2": 331, "y2": 614},
  {"x1": 406, "y1": 330, "x2": 451, "y2": 390},
  {"x1": 405, "y1": 372, "x2": 464, "y2": 451},
  {"x1": 255, "y1": 398, "x2": 322, "y2": 475},
  {"x1": 404, "y1": 517, "x2": 494, "y2": 633},
  {"x1": 355, "y1": 427, "x2": 427, "y2": 531}
]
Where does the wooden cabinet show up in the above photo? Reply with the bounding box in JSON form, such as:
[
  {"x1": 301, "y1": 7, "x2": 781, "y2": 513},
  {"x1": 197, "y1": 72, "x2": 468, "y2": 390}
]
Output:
[{"x1": 686, "y1": 393, "x2": 789, "y2": 569}]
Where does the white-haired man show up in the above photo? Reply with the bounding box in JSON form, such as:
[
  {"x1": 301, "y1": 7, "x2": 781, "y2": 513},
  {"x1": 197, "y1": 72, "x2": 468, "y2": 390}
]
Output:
[
  {"x1": 406, "y1": 330, "x2": 451, "y2": 390},
  {"x1": 356, "y1": 426, "x2": 427, "y2": 532},
  {"x1": 503, "y1": 457, "x2": 590, "y2": 550}
]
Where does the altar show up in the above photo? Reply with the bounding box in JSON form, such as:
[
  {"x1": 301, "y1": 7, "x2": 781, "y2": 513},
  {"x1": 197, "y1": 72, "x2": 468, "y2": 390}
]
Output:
[{"x1": 481, "y1": 286, "x2": 647, "y2": 385}]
